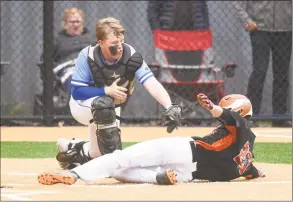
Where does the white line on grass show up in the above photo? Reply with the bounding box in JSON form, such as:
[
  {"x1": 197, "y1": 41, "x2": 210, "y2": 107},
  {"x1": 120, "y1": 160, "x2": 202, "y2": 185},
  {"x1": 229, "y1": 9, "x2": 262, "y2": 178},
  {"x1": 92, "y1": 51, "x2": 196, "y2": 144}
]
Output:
[
  {"x1": 5, "y1": 183, "x2": 151, "y2": 188},
  {"x1": 1, "y1": 194, "x2": 33, "y2": 201},
  {"x1": 222, "y1": 181, "x2": 292, "y2": 184},
  {"x1": 198, "y1": 181, "x2": 292, "y2": 184},
  {"x1": 4, "y1": 181, "x2": 291, "y2": 188},
  {"x1": 254, "y1": 133, "x2": 292, "y2": 138},
  {"x1": 3, "y1": 183, "x2": 37, "y2": 187},
  {"x1": 256, "y1": 129, "x2": 292, "y2": 133},
  {"x1": 8, "y1": 172, "x2": 38, "y2": 176},
  {"x1": 1, "y1": 190, "x2": 56, "y2": 201},
  {"x1": 72, "y1": 183, "x2": 152, "y2": 188},
  {"x1": 1, "y1": 190, "x2": 56, "y2": 194}
]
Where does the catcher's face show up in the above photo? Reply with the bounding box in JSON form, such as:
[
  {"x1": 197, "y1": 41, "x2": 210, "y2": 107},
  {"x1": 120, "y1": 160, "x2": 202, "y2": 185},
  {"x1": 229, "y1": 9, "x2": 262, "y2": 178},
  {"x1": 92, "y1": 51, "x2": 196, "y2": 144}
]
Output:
[{"x1": 99, "y1": 33, "x2": 124, "y2": 62}]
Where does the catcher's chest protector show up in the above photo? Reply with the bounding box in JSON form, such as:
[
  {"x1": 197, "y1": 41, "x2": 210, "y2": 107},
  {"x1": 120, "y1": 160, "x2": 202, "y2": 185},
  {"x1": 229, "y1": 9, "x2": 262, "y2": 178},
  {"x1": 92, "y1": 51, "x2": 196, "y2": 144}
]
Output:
[{"x1": 87, "y1": 43, "x2": 143, "y2": 96}]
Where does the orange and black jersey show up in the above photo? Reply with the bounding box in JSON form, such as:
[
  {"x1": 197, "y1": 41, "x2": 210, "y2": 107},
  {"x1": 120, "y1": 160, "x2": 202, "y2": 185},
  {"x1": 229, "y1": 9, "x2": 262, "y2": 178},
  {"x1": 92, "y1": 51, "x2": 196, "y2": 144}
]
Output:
[{"x1": 190, "y1": 108, "x2": 257, "y2": 181}]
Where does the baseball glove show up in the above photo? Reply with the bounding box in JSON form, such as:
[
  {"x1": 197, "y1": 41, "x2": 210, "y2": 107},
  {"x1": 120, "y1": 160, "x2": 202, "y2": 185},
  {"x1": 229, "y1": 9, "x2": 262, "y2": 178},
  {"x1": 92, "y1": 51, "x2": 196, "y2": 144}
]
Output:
[{"x1": 162, "y1": 104, "x2": 182, "y2": 133}]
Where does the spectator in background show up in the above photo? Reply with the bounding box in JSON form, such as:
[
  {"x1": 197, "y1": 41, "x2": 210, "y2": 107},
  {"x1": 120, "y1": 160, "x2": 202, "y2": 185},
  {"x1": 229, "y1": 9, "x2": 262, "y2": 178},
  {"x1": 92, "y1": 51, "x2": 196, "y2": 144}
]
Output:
[
  {"x1": 51, "y1": 7, "x2": 96, "y2": 92},
  {"x1": 147, "y1": 1, "x2": 223, "y2": 123},
  {"x1": 35, "y1": 7, "x2": 96, "y2": 116},
  {"x1": 232, "y1": 1, "x2": 292, "y2": 127},
  {"x1": 39, "y1": 7, "x2": 95, "y2": 92}
]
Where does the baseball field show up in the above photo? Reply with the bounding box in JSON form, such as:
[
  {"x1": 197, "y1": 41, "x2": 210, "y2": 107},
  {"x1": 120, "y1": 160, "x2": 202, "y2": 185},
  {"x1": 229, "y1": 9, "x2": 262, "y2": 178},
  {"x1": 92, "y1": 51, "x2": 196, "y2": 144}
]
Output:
[{"x1": 1, "y1": 126, "x2": 292, "y2": 201}]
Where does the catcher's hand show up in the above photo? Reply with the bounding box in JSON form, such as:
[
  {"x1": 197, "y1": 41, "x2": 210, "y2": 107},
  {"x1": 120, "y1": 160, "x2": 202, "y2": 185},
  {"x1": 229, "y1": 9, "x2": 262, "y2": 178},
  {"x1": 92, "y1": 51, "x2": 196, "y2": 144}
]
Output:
[
  {"x1": 197, "y1": 93, "x2": 214, "y2": 110},
  {"x1": 162, "y1": 104, "x2": 182, "y2": 133}
]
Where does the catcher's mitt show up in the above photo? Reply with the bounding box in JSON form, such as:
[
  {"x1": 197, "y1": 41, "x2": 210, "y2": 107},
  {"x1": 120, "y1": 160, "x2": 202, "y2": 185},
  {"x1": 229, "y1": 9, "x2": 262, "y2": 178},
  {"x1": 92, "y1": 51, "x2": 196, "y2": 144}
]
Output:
[{"x1": 162, "y1": 104, "x2": 182, "y2": 133}]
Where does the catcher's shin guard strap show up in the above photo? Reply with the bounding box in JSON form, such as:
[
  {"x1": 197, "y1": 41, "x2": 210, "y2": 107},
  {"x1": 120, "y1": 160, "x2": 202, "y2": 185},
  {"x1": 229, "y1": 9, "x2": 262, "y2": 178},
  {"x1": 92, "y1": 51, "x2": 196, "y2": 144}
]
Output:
[{"x1": 96, "y1": 127, "x2": 122, "y2": 155}]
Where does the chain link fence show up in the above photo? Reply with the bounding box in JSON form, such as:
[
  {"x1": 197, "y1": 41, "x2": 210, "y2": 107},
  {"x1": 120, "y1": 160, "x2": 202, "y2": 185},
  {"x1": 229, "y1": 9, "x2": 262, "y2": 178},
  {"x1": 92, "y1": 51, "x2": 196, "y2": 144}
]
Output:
[{"x1": 1, "y1": 1, "x2": 292, "y2": 126}]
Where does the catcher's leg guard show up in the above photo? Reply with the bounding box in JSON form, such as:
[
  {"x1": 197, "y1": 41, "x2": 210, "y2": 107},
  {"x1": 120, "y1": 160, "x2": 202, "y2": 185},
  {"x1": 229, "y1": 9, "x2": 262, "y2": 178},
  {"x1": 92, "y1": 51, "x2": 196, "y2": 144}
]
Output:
[
  {"x1": 91, "y1": 96, "x2": 122, "y2": 155},
  {"x1": 56, "y1": 141, "x2": 92, "y2": 169}
]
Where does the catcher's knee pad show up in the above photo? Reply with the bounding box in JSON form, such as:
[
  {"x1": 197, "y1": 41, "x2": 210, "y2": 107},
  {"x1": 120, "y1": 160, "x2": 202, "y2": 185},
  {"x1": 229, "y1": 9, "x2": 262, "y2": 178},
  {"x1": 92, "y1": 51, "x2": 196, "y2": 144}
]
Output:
[
  {"x1": 56, "y1": 141, "x2": 92, "y2": 169},
  {"x1": 97, "y1": 127, "x2": 122, "y2": 155},
  {"x1": 91, "y1": 96, "x2": 116, "y2": 125}
]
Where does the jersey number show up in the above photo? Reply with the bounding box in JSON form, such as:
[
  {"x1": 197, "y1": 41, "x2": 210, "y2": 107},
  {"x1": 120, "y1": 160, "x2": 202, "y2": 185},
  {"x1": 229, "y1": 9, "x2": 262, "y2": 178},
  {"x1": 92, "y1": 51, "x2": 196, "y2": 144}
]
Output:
[{"x1": 233, "y1": 141, "x2": 253, "y2": 175}]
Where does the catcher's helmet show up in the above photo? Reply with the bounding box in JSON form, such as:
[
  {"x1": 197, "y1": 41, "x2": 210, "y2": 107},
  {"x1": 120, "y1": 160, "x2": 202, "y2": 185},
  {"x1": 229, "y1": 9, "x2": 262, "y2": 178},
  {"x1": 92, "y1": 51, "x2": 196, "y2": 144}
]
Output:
[{"x1": 219, "y1": 94, "x2": 252, "y2": 119}]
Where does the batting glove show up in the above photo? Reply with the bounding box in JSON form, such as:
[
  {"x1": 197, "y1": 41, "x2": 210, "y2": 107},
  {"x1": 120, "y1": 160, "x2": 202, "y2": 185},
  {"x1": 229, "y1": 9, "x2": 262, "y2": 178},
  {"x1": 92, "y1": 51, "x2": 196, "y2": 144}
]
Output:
[{"x1": 197, "y1": 93, "x2": 214, "y2": 111}]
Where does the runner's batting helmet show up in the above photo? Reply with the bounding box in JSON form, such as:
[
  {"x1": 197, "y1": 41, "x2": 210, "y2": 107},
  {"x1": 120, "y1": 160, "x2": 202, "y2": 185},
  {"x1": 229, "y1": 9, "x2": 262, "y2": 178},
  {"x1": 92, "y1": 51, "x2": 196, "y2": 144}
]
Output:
[{"x1": 219, "y1": 94, "x2": 253, "y2": 119}]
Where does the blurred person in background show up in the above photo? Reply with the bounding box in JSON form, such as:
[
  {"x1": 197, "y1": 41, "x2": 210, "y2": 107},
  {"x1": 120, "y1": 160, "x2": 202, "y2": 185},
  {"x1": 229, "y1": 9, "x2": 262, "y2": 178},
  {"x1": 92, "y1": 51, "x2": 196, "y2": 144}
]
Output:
[
  {"x1": 35, "y1": 8, "x2": 96, "y2": 116},
  {"x1": 49, "y1": 7, "x2": 96, "y2": 92},
  {"x1": 232, "y1": 1, "x2": 292, "y2": 127}
]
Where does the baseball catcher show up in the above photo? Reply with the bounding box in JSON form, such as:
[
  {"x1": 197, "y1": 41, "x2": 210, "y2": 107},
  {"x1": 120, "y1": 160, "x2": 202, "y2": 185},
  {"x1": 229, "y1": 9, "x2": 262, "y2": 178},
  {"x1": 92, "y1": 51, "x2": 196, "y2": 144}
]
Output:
[{"x1": 55, "y1": 16, "x2": 182, "y2": 170}]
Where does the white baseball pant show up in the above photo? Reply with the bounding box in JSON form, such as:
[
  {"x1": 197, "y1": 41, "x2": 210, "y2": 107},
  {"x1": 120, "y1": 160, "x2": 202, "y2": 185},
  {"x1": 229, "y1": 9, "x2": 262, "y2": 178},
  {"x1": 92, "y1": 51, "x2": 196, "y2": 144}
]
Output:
[{"x1": 72, "y1": 136, "x2": 197, "y2": 184}]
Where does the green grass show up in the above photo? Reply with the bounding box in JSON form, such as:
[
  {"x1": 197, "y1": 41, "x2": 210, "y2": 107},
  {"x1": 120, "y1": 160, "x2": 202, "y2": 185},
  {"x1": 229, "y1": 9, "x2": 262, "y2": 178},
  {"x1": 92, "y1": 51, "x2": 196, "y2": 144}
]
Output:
[
  {"x1": 253, "y1": 142, "x2": 292, "y2": 164},
  {"x1": 1, "y1": 142, "x2": 292, "y2": 164},
  {"x1": 0, "y1": 142, "x2": 136, "y2": 159}
]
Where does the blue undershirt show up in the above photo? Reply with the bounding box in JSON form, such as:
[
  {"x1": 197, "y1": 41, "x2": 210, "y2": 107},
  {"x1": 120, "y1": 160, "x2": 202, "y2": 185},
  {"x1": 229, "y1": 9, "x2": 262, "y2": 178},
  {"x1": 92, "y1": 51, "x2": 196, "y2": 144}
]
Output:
[{"x1": 71, "y1": 86, "x2": 105, "y2": 100}]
